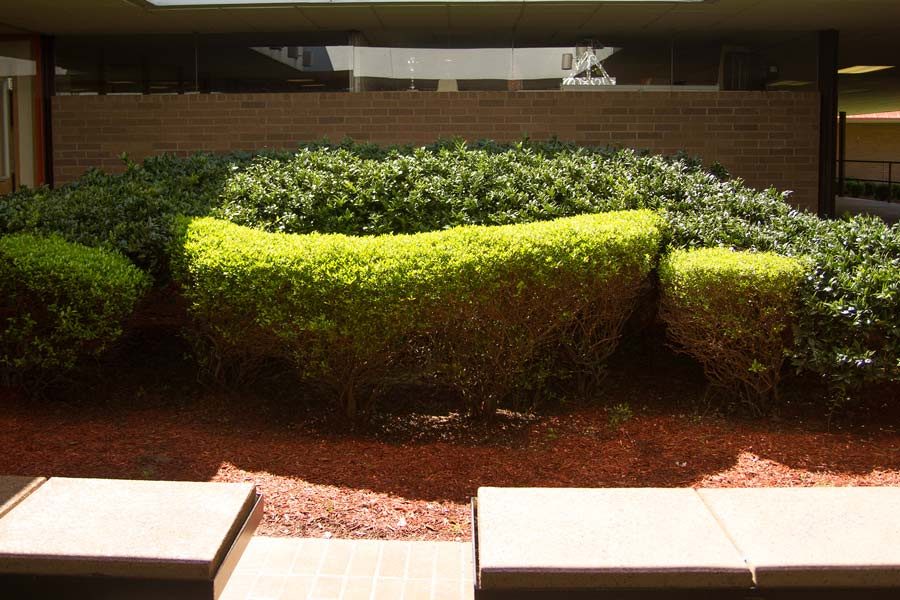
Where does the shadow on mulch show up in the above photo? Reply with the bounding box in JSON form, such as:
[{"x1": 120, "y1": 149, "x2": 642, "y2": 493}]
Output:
[{"x1": 1, "y1": 321, "x2": 898, "y2": 539}]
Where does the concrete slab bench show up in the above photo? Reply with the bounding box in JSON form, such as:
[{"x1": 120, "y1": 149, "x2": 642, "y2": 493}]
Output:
[
  {"x1": 473, "y1": 487, "x2": 752, "y2": 599},
  {"x1": 0, "y1": 476, "x2": 263, "y2": 600},
  {"x1": 472, "y1": 486, "x2": 900, "y2": 599},
  {"x1": 699, "y1": 487, "x2": 900, "y2": 599}
]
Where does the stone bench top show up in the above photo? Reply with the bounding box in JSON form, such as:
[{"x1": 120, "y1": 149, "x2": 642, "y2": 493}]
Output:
[
  {"x1": 0, "y1": 477, "x2": 257, "y2": 581},
  {"x1": 698, "y1": 487, "x2": 900, "y2": 589},
  {"x1": 475, "y1": 486, "x2": 900, "y2": 591},
  {"x1": 476, "y1": 487, "x2": 753, "y2": 590}
]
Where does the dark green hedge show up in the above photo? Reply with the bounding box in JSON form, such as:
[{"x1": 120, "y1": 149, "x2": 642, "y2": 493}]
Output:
[
  {"x1": 0, "y1": 234, "x2": 149, "y2": 384},
  {"x1": 0, "y1": 153, "x2": 240, "y2": 276},
  {"x1": 172, "y1": 210, "x2": 664, "y2": 417}
]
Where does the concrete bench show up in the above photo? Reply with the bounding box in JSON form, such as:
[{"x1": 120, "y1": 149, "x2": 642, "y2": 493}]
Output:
[
  {"x1": 0, "y1": 476, "x2": 262, "y2": 600},
  {"x1": 472, "y1": 487, "x2": 900, "y2": 599}
]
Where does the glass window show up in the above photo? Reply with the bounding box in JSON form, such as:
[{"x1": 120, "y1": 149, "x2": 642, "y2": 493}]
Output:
[
  {"x1": 672, "y1": 40, "x2": 721, "y2": 87},
  {"x1": 199, "y1": 33, "x2": 350, "y2": 93},
  {"x1": 53, "y1": 31, "x2": 819, "y2": 96},
  {"x1": 716, "y1": 32, "x2": 818, "y2": 92},
  {"x1": 56, "y1": 35, "x2": 196, "y2": 95}
]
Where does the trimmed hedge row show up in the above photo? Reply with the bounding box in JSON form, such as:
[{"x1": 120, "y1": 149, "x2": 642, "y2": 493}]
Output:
[
  {"x1": 843, "y1": 179, "x2": 900, "y2": 202},
  {"x1": 660, "y1": 248, "x2": 806, "y2": 412},
  {"x1": 172, "y1": 210, "x2": 665, "y2": 417},
  {"x1": 1, "y1": 140, "x2": 898, "y2": 405},
  {"x1": 0, "y1": 234, "x2": 149, "y2": 384},
  {"x1": 216, "y1": 145, "x2": 900, "y2": 394}
]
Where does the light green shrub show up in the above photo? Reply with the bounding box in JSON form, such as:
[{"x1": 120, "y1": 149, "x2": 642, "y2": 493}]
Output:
[
  {"x1": 0, "y1": 234, "x2": 150, "y2": 384},
  {"x1": 172, "y1": 210, "x2": 664, "y2": 418},
  {"x1": 659, "y1": 248, "x2": 806, "y2": 412}
]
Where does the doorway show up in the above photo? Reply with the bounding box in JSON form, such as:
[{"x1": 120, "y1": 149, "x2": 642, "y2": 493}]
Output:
[
  {"x1": 1, "y1": 77, "x2": 16, "y2": 195},
  {"x1": 0, "y1": 38, "x2": 41, "y2": 194}
]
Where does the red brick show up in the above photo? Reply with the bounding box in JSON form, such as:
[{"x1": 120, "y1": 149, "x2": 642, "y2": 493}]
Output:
[{"x1": 52, "y1": 91, "x2": 820, "y2": 209}]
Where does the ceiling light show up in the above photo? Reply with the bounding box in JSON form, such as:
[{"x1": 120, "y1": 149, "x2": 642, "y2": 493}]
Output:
[
  {"x1": 768, "y1": 80, "x2": 811, "y2": 87},
  {"x1": 838, "y1": 66, "x2": 894, "y2": 75},
  {"x1": 146, "y1": 0, "x2": 704, "y2": 5}
]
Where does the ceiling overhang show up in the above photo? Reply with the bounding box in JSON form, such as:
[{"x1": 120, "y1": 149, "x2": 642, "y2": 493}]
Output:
[{"x1": 1, "y1": 0, "x2": 898, "y2": 112}]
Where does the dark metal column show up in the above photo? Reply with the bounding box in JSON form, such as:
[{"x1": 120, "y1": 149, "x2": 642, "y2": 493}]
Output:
[
  {"x1": 838, "y1": 110, "x2": 846, "y2": 196},
  {"x1": 817, "y1": 29, "x2": 839, "y2": 218},
  {"x1": 39, "y1": 35, "x2": 54, "y2": 188}
]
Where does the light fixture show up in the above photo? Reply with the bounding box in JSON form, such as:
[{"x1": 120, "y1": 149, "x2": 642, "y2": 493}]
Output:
[
  {"x1": 838, "y1": 66, "x2": 894, "y2": 75},
  {"x1": 287, "y1": 78, "x2": 314, "y2": 83},
  {"x1": 144, "y1": 0, "x2": 705, "y2": 5},
  {"x1": 768, "y1": 80, "x2": 812, "y2": 87}
]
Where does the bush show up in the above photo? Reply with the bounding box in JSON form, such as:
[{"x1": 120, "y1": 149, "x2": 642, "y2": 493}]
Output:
[
  {"x1": 0, "y1": 153, "x2": 242, "y2": 277},
  {"x1": 659, "y1": 248, "x2": 806, "y2": 412},
  {"x1": 3, "y1": 141, "x2": 898, "y2": 400},
  {"x1": 0, "y1": 234, "x2": 150, "y2": 384},
  {"x1": 875, "y1": 183, "x2": 892, "y2": 202},
  {"x1": 215, "y1": 144, "x2": 628, "y2": 236},
  {"x1": 650, "y1": 174, "x2": 900, "y2": 394},
  {"x1": 172, "y1": 210, "x2": 664, "y2": 418},
  {"x1": 843, "y1": 179, "x2": 864, "y2": 197},
  {"x1": 789, "y1": 216, "x2": 900, "y2": 391}
]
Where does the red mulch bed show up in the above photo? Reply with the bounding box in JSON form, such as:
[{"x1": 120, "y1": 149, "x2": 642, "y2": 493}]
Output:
[{"x1": 1, "y1": 326, "x2": 898, "y2": 541}]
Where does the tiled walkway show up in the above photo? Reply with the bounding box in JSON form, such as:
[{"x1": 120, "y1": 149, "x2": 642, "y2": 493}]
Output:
[{"x1": 221, "y1": 537, "x2": 474, "y2": 600}]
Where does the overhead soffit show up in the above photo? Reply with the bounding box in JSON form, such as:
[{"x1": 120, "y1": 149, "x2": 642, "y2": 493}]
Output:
[{"x1": 0, "y1": 0, "x2": 898, "y2": 38}]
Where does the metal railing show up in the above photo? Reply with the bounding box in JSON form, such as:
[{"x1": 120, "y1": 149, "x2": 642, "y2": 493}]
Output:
[
  {"x1": 841, "y1": 159, "x2": 898, "y2": 185},
  {"x1": 837, "y1": 159, "x2": 900, "y2": 201}
]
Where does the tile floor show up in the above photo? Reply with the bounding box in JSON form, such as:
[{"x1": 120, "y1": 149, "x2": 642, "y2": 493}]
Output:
[{"x1": 220, "y1": 537, "x2": 474, "y2": 600}]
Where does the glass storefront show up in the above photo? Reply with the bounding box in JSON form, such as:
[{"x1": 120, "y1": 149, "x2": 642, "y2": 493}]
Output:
[{"x1": 55, "y1": 33, "x2": 352, "y2": 96}]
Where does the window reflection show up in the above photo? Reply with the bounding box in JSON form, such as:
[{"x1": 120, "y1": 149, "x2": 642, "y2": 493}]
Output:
[
  {"x1": 200, "y1": 34, "x2": 350, "y2": 93},
  {"x1": 53, "y1": 32, "x2": 818, "y2": 95}
]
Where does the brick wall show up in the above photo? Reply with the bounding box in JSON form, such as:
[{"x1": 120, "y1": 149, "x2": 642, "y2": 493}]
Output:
[
  {"x1": 845, "y1": 122, "x2": 900, "y2": 161},
  {"x1": 841, "y1": 122, "x2": 900, "y2": 187},
  {"x1": 52, "y1": 91, "x2": 820, "y2": 210}
]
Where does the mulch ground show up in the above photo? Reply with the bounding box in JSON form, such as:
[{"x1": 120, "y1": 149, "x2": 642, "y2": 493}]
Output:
[{"x1": 1, "y1": 325, "x2": 898, "y2": 541}]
